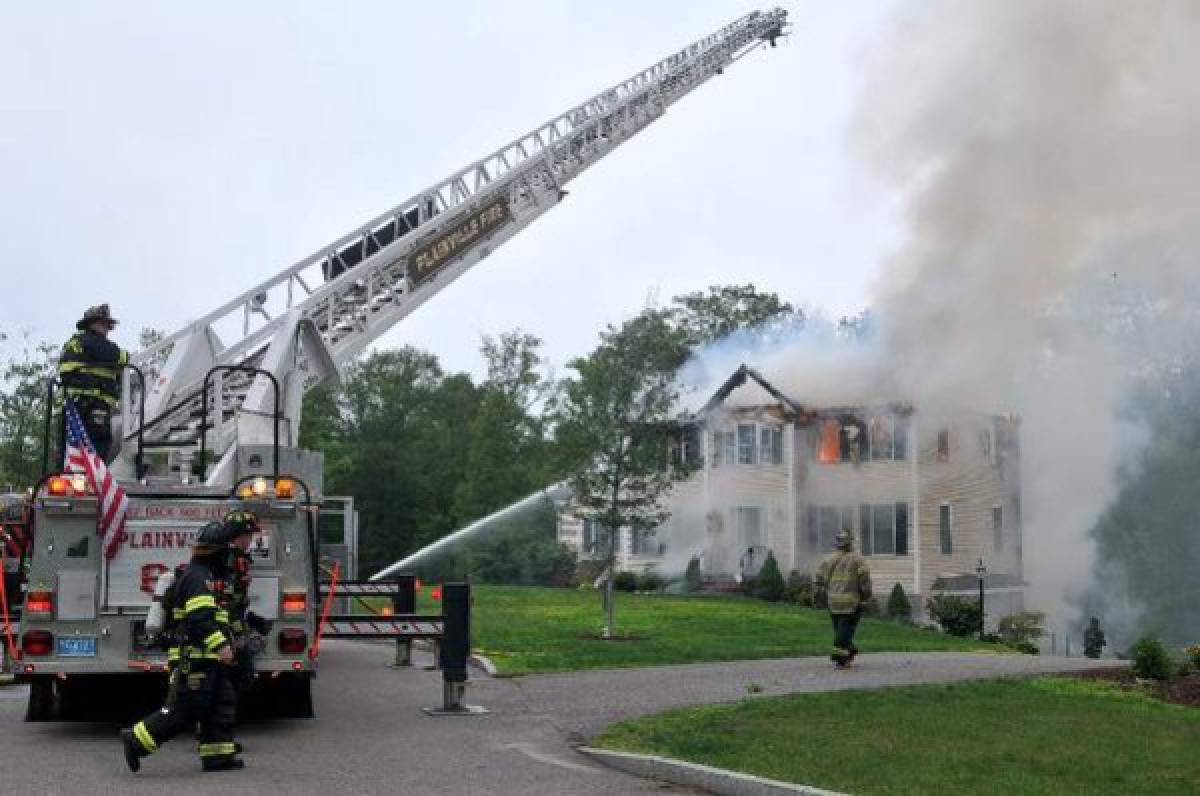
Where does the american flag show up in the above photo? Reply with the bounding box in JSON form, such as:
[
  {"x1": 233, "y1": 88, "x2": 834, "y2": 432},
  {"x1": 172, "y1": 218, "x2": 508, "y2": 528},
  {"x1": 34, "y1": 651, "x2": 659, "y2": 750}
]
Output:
[{"x1": 63, "y1": 400, "x2": 128, "y2": 560}]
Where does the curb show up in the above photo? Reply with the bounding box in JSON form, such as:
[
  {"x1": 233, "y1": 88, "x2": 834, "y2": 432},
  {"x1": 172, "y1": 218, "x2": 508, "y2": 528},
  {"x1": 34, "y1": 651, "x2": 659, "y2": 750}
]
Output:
[{"x1": 577, "y1": 747, "x2": 846, "y2": 796}]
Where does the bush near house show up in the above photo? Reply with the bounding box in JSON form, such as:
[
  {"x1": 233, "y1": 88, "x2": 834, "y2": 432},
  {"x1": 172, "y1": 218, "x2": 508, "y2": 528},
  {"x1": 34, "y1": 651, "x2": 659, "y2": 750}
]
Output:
[
  {"x1": 1185, "y1": 644, "x2": 1200, "y2": 671},
  {"x1": 613, "y1": 571, "x2": 639, "y2": 592},
  {"x1": 783, "y1": 571, "x2": 814, "y2": 607},
  {"x1": 997, "y1": 611, "x2": 1046, "y2": 646},
  {"x1": 683, "y1": 557, "x2": 703, "y2": 593},
  {"x1": 886, "y1": 583, "x2": 912, "y2": 622},
  {"x1": 1132, "y1": 636, "x2": 1173, "y2": 681},
  {"x1": 752, "y1": 551, "x2": 786, "y2": 602},
  {"x1": 637, "y1": 570, "x2": 665, "y2": 593},
  {"x1": 927, "y1": 594, "x2": 982, "y2": 637}
]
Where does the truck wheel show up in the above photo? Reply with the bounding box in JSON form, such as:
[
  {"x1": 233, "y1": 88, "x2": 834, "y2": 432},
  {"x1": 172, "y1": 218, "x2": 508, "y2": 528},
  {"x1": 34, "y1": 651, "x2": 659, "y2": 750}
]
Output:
[{"x1": 25, "y1": 677, "x2": 58, "y2": 722}]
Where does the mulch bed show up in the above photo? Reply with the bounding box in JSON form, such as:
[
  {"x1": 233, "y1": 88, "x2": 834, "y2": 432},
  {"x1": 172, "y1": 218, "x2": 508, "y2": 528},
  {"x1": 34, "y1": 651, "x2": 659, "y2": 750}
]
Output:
[{"x1": 1070, "y1": 667, "x2": 1200, "y2": 708}]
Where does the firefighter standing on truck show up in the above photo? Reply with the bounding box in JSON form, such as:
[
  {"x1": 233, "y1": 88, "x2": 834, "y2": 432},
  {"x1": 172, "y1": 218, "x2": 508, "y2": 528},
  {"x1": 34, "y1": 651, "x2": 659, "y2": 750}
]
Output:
[
  {"x1": 815, "y1": 529, "x2": 873, "y2": 669},
  {"x1": 58, "y1": 304, "x2": 128, "y2": 463},
  {"x1": 121, "y1": 523, "x2": 245, "y2": 773}
]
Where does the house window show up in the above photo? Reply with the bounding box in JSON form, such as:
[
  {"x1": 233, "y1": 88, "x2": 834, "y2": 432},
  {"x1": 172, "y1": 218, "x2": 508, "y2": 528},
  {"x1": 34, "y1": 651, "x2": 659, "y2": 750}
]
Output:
[
  {"x1": 993, "y1": 505, "x2": 1004, "y2": 552},
  {"x1": 631, "y1": 528, "x2": 656, "y2": 555},
  {"x1": 679, "y1": 425, "x2": 703, "y2": 468},
  {"x1": 737, "y1": 424, "x2": 757, "y2": 465},
  {"x1": 735, "y1": 506, "x2": 765, "y2": 549},
  {"x1": 939, "y1": 503, "x2": 953, "y2": 554},
  {"x1": 894, "y1": 416, "x2": 909, "y2": 460},
  {"x1": 582, "y1": 518, "x2": 609, "y2": 554},
  {"x1": 712, "y1": 431, "x2": 736, "y2": 468},
  {"x1": 937, "y1": 429, "x2": 950, "y2": 462},
  {"x1": 807, "y1": 505, "x2": 847, "y2": 552},
  {"x1": 866, "y1": 414, "x2": 909, "y2": 462},
  {"x1": 840, "y1": 416, "x2": 866, "y2": 463},
  {"x1": 818, "y1": 419, "x2": 841, "y2": 463},
  {"x1": 858, "y1": 502, "x2": 910, "y2": 556},
  {"x1": 759, "y1": 426, "x2": 784, "y2": 466}
]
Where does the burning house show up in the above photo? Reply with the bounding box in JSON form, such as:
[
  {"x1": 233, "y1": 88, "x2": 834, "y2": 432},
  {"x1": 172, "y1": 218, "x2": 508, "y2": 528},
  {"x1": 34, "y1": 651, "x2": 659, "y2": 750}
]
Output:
[{"x1": 558, "y1": 364, "x2": 1025, "y2": 620}]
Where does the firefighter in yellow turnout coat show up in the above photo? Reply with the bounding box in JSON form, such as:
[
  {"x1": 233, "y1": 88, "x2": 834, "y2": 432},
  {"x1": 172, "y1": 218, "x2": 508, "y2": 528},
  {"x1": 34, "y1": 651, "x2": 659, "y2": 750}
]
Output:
[
  {"x1": 816, "y1": 530, "x2": 873, "y2": 668},
  {"x1": 121, "y1": 524, "x2": 244, "y2": 772}
]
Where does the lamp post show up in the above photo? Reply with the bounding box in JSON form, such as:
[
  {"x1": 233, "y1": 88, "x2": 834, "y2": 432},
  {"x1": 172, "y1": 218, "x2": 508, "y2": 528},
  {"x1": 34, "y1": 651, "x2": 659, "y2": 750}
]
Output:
[{"x1": 976, "y1": 558, "x2": 987, "y2": 641}]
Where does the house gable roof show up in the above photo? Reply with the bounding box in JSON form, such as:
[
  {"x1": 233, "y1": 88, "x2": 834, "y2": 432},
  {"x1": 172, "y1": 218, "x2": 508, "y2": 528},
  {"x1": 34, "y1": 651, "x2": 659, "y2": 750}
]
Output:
[{"x1": 699, "y1": 364, "x2": 803, "y2": 418}]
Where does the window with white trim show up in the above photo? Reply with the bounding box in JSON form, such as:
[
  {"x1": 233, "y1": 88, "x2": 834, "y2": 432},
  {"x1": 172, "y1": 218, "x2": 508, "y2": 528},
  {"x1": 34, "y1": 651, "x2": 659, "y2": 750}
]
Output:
[
  {"x1": 737, "y1": 424, "x2": 757, "y2": 465},
  {"x1": 859, "y1": 502, "x2": 910, "y2": 556},
  {"x1": 939, "y1": 503, "x2": 953, "y2": 554},
  {"x1": 992, "y1": 504, "x2": 1004, "y2": 552}
]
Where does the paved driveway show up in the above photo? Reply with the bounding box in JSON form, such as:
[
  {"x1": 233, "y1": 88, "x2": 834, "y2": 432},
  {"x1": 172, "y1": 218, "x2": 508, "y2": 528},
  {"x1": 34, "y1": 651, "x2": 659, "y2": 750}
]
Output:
[{"x1": 0, "y1": 643, "x2": 1116, "y2": 795}]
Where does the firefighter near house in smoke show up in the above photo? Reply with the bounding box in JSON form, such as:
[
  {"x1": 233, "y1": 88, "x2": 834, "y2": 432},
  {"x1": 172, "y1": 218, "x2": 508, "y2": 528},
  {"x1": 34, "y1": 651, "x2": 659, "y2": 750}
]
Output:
[
  {"x1": 57, "y1": 303, "x2": 128, "y2": 464},
  {"x1": 815, "y1": 530, "x2": 873, "y2": 668},
  {"x1": 122, "y1": 522, "x2": 246, "y2": 773}
]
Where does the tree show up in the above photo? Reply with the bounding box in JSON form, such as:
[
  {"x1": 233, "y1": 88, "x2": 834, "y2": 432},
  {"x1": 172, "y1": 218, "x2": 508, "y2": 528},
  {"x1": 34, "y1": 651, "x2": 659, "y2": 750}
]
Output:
[
  {"x1": 886, "y1": 583, "x2": 913, "y2": 622},
  {"x1": 0, "y1": 333, "x2": 57, "y2": 489},
  {"x1": 670, "y1": 284, "x2": 797, "y2": 349},
  {"x1": 554, "y1": 309, "x2": 694, "y2": 638},
  {"x1": 453, "y1": 331, "x2": 554, "y2": 524},
  {"x1": 752, "y1": 551, "x2": 785, "y2": 601}
]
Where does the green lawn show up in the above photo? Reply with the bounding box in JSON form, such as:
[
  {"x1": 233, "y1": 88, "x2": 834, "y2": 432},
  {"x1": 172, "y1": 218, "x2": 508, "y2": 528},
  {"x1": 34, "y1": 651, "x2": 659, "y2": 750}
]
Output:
[
  {"x1": 386, "y1": 584, "x2": 988, "y2": 675},
  {"x1": 596, "y1": 677, "x2": 1200, "y2": 795}
]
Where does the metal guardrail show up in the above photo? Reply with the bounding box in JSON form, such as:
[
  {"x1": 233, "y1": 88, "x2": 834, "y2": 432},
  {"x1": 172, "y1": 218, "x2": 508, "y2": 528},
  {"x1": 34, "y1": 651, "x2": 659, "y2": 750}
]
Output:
[{"x1": 316, "y1": 576, "x2": 483, "y2": 714}]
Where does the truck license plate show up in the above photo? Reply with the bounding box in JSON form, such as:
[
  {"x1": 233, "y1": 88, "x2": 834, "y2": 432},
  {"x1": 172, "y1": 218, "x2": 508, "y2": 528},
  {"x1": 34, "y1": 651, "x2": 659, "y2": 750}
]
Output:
[{"x1": 57, "y1": 636, "x2": 98, "y2": 657}]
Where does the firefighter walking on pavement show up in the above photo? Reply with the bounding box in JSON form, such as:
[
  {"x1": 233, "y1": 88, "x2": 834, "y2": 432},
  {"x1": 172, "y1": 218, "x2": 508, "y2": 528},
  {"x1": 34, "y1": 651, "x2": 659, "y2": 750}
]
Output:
[
  {"x1": 58, "y1": 304, "x2": 128, "y2": 463},
  {"x1": 815, "y1": 529, "x2": 873, "y2": 668},
  {"x1": 121, "y1": 523, "x2": 244, "y2": 773}
]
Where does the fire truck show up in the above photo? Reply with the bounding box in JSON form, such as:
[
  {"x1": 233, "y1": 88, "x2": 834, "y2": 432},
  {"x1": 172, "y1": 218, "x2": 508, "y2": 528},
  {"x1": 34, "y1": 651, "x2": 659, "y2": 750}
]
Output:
[{"x1": 2, "y1": 8, "x2": 788, "y2": 720}]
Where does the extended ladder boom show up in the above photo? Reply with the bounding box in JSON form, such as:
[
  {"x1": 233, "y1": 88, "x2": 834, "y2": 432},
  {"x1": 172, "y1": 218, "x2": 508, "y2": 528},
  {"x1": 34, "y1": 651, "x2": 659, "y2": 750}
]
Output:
[{"x1": 121, "y1": 8, "x2": 787, "y2": 486}]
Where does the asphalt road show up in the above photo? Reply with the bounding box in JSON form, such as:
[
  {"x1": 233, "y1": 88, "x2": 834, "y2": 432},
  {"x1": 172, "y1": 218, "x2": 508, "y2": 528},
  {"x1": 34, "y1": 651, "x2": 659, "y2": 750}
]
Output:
[{"x1": 0, "y1": 643, "x2": 1116, "y2": 795}]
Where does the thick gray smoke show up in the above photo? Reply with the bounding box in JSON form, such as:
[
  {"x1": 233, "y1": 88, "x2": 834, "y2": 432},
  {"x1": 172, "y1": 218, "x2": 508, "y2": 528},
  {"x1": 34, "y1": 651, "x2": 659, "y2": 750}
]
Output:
[{"x1": 853, "y1": 1, "x2": 1200, "y2": 629}]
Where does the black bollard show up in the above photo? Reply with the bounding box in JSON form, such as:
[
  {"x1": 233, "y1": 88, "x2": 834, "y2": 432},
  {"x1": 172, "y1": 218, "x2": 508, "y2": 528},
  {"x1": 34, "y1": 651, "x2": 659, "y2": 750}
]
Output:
[
  {"x1": 389, "y1": 575, "x2": 416, "y2": 668},
  {"x1": 423, "y1": 582, "x2": 487, "y2": 715}
]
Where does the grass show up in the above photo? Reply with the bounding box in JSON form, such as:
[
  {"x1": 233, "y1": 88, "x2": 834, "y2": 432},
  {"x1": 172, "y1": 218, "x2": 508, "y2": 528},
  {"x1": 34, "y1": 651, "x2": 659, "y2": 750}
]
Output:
[
  {"x1": 596, "y1": 677, "x2": 1200, "y2": 795},
  {"x1": 362, "y1": 584, "x2": 989, "y2": 675}
]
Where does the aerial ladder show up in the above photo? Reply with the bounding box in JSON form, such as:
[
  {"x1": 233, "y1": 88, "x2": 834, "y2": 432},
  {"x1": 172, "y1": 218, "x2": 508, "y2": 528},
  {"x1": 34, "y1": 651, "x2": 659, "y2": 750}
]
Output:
[
  {"x1": 10, "y1": 9, "x2": 788, "y2": 719},
  {"x1": 115, "y1": 8, "x2": 789, "y2": 487}
]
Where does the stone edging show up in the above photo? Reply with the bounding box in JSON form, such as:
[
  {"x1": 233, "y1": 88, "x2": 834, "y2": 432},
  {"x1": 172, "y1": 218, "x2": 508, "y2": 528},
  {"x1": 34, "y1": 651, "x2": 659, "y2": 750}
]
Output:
[{"x1": 576, "y1": 747, "x2": 846, "y2": 796}]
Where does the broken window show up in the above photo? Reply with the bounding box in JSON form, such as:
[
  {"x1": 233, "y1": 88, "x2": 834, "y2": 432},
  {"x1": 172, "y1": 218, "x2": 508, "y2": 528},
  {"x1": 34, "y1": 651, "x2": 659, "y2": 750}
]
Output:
[
  {"x1": 818, "y1": 418, "x2": 841, "y2": 463},
  {"x1": 993, "y1": 505, "x2": 1004, "y2": 552},
  {"x1": 939, "y1": 503, "x2": 953, "y2": 554},
  {"x1": 869, "y1": 416, "x2": 894, "y2": 460},
  {"x1": 840, "y1": 416, "x2": 865, "y2": 464},
  {"x1": 937, "y1": 429, "x2": 951, "y2": 462},
  {"x1": 737, "y1": 424, "x2": 757, "y2": 465}
]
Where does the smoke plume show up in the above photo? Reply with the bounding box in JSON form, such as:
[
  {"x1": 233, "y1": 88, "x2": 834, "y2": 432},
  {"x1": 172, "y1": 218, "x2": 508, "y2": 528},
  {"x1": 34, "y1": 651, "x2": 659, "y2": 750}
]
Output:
[{"x1": 853, "y1": 1, "x2": 1200, "y2": 631}]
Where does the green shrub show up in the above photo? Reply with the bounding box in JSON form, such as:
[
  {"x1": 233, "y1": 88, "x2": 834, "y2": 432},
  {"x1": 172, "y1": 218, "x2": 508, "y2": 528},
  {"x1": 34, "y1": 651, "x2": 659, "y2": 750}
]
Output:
[
  {"x1": 997, "y1": 611, "x2": 1046, "y2": 646},
  {"x1": 1012, "y1": 641, "x2": 1040, "y2": 655},
  {"x1": 683, "y1": 556, "x2": 703, "y2": 593},
  {"x1": 752, "y1": 551, "x2": 786, "y2": 602},
  {"x1": 1131, "y1": 636, "x2": 1172, "y2": 681},
  {"x1": 613, "y1": 571, "x2": 639, "y2": 592},
  {"x1": 1185, "y1": 644, "x2": 1200, "y2": 670},
  {"x1": 886, "y1": 583, "x2": 912, "y2": 622},
  {"x1": 927, "y1": 594, "x2": 982, "y2": 637},
  {"x1": 638, "y1": 570, "x2": 665, "y2": 593},
  {"x1": 783, "y1": 571, "x2": 814, "y2": 607}
]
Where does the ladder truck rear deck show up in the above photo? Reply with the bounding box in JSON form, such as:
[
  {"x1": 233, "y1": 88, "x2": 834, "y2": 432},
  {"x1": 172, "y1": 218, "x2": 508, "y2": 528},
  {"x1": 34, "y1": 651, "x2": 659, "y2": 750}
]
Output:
[{"x1": 4, "y1": 8, "x2": 788, "y2": 720}]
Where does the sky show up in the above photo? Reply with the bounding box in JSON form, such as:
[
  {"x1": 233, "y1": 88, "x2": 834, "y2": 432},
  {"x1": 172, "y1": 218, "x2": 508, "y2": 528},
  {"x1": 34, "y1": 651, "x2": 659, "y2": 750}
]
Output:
[{"x1": 0, "y1": 1, "x2": 900, "y2": 380}]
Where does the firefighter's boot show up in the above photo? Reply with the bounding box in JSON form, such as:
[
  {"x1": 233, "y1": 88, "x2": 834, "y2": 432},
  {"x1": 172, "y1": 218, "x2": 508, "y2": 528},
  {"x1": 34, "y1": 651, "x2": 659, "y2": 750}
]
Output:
[
  {"x1": 119, "y1": 729, "x2": 144, "y2": 773},
  {"x1": 202, "y1": 756, "x2": 246, "y2": 772}
]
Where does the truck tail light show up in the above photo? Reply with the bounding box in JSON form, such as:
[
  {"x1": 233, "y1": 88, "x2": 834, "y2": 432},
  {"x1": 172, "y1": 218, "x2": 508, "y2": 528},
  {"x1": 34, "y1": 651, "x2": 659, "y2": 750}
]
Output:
[
  {"x1": 278, "y1": 628, "x2": 307, "y2": 655},
  {"x1": 47, "y1": 476, "x2": 70, "y2": 496},
  {"x1": 281, "y1": 592, "x2": 307, "y2": 615},
  {"x1": 274, "y1": 478, "x2": 296, "y2": 499},
  {"x1": 22, "y1": 630, "x2": 53, "y2": 657},
  {"x1": 26, "y1": 590, "x2": 54, "y2": 618}
]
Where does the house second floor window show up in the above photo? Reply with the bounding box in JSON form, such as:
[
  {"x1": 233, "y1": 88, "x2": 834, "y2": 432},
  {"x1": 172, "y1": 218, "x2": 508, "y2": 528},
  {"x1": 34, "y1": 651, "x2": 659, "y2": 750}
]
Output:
[
  {"x1": 937, "y1": 429, "x2": 951, "y2": 462},
  {"x1": 759, "y1": 426, "x2": 784, "y2": 465},
  {"x1": 711, "y1": 430, "x2": 737, "y2": 467},
  {"x1": 737, "y1": 424, "x2": 757, "y2": 464},
  {"x1": 993, "y1": 505, "x2": 1004, "y2": 552}
]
